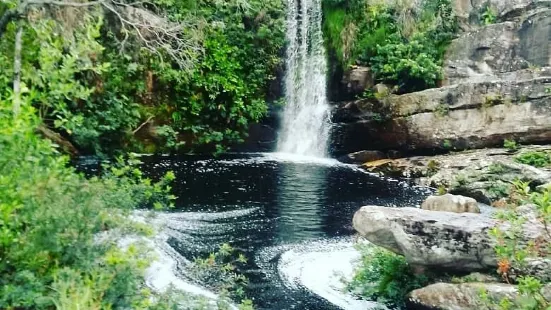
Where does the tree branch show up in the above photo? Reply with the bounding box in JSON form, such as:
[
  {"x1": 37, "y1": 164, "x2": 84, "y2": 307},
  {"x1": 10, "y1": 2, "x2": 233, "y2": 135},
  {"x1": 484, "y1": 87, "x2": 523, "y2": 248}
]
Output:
[{"x1": 0, "y1": 9, "x2": 17, "y2": 39}]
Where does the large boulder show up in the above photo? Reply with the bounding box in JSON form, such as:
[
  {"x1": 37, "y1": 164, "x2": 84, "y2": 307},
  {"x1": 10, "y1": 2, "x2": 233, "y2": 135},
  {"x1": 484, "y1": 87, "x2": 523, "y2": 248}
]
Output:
[
  {"x1": 444, "y1": 15, "x2": 551, "y2": 85},
  {"x1": 352, "y1": 205, "x2": 550, "y2": 272},
  {"x1": 421, "y1": 194, "x2": 480, "y2": 214}
]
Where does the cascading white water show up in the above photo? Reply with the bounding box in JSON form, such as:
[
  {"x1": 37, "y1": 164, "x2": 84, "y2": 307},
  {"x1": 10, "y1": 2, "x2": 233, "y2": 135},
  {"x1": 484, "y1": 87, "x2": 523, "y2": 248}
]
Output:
[{"x1": 277, "y1": 0, "x2": 331, "y2": 157}]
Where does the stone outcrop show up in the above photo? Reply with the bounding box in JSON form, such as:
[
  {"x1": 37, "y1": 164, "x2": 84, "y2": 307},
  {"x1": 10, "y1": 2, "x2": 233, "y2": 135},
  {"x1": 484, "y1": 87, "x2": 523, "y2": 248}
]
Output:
[
  {"x1": 352, "y1": 205, "x2": 550, "y2": 273},
  {"x1": 421, "y1": 194, "x2": 480, "y2": 214},
  {"x1": 330, "y1": 77, "x2": 551, "y2": 155},
  {"x1": 408, "y1": 282, "x2": 517, "y2": 310},
  {"x1": 341, "y1": 66, "x2": 374, "y2": 97},
  {"x1": 408, "y1": 282, "x2": 551, "y2": 310},
  {"x1": 359, "y1": 146, "x2": 551, "y2": 204}
]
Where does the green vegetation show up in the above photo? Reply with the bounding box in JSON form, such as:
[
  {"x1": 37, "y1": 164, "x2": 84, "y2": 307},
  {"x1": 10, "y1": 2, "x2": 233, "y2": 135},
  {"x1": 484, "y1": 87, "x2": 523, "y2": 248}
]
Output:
[
  {"x1": 0, "y1": 96, "x2": 255, "y2": 308},
  {"x1": 435, "y1": 103, "x2": 450, "y2": 117},
  {"x1": 480, "y1": 4, "x2": 497, "y2": 25},
  {"x1": 347, "y1": 246, "x2": 430, "y2": 308},
  {"x1": 426, "y1": 159, "x2": 440, "y2": 176},
  {"x1": 323, "y1": 0, "x2": 458, "y2": 93},
  {"x1": 485, "y1": 181, "x2": 551, "y2": 309},
  {"x1": 0, "y1": 0, "x2": 285, "y2": 155},
  {"x1": 191, "y1": 243, "x2": 251, "y2": 303},
  {"x1": 504, "y1": 139, "x2": 519, "y2": 151},
  {"x1": 515, "y1": 151, "x2": 551, "y2": 168},
  {"x1": 0, "y1": 99, "x2": 175, "y2": 308}
]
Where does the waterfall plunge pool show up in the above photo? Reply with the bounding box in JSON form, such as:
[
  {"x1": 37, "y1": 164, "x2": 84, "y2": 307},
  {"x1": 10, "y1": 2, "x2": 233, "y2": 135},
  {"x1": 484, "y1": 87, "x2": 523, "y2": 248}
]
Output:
[{"x1": 80, "y1": 153, "x2": 433, "y2": 309}]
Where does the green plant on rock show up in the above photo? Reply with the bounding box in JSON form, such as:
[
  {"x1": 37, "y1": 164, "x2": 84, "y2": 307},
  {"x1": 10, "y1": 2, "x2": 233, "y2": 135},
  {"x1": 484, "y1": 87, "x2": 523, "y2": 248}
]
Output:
[
  {"x1": 484, "y1": 183, "x2": 551, "y2": 310},
  {"x1": 347, "y1": 246, "x2": 430, "y2": 308},
  {"x1": 426, "y1": 159, "x2": 440, "y2": 176},
  {"x1": 488, "y1": 163, "x2": 506, "y2": 174},
  {"x1": 435, "y1": 103, "x2": 450, "y2": 117},
  {"x1": 483, "y1": 94, "x2": 504, "y2": 109},
  {"x1": 504, "y1": 139, "x2": 519, "y2": 151},
  {"x1": 481, "y1": 4, "x2": 497, "y2": 25},
  {"x1": 515, "y1": 151, "x2": 551, "y2": 168}
]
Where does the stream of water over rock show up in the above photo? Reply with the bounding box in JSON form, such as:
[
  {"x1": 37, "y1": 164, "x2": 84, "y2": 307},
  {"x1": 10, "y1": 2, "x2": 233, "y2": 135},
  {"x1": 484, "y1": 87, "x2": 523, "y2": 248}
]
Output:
[{"x1": 277, "y1": 0, "x2": 331, "y2": 157}]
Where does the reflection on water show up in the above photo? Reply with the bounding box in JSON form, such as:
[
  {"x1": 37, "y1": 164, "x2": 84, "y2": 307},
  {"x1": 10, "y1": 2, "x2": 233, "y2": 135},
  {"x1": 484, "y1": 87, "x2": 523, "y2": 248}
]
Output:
[
  {"x1": 275, "y1": 162, "x2": 328, "y2": 242},
  {"x1": 126, "y1": 153, "x2": 432, "y2": 309}
]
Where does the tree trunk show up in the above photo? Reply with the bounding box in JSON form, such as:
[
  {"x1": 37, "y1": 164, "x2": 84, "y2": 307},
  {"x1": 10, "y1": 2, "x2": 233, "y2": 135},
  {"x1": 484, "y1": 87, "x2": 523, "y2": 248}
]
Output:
[{"x1": 13, "y1": 21, "x2": 23, "y2": 116}]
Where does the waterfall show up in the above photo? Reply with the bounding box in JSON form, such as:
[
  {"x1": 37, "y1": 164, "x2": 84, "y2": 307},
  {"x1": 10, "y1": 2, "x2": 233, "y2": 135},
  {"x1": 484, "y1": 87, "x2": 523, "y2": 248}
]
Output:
[{"x1": 277, "y1": 0, "x2": 331, "y2": 157}]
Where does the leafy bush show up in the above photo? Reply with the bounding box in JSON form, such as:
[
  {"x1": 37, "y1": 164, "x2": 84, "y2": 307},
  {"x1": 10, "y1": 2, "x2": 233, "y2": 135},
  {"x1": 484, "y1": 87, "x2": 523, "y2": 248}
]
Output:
[
  {"x1": 0, "y1": 101, "x2": 172, "y2": 308},
  {"x1": 191, "y1": 243, "x2": 251, "y2": 303},
  {"x1": 515, "y1": 151, "x2": 551, "y2": 168},
  {"x1": 504, "y1": 139, "x2": 519, "y2": 151},
  {"x1": 347, "y1": 246, "x2": 430, "y2": 307},
  {"x1": 323, "y1": 0, "x2": 458, "y2": 93},
  {"x1": 1, "y1": 0, "x2": 286, "y2": 155}
]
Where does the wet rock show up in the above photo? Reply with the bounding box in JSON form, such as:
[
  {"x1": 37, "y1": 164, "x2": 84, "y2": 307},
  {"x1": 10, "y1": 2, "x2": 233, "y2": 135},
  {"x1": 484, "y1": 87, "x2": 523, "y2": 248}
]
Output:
[
  {"x1": 337, "y1": 150, "x2": 386, "y2": 164},
  {"x1": 421, "y1": 194, "x2": 480, "y2": 214},
  {"x1": 361, "y1": 146, "x2": 551, "y2": 203},
  {"x1": 352, "y1": 205, "x2": 550, "y2": 272}
]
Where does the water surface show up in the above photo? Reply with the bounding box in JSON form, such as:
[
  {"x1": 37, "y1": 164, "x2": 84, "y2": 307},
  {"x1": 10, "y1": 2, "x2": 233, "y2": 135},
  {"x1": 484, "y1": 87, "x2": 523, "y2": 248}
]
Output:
[{"x1": 135, "y1": 153, "x2": 432, "y2": 310}]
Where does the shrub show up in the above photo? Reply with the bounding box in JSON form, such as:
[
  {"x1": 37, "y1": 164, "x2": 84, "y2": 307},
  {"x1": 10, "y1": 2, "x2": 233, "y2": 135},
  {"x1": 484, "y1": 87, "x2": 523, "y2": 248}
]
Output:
[
  {"x1": 0, "y1": 99, "x2": 256, "y2": 309},
  {"x1": 503, "y1": 139, "x2": 519, "y2": 151},
  {"x1": 323, "y1": 0, "x2": 458, "y2": 93},
  {"x1": 347, "y1": 246, "x2": 430, "y2": 307},
  {"x1": 515, "y1": 151, "x2": 551, "y2": 168}
]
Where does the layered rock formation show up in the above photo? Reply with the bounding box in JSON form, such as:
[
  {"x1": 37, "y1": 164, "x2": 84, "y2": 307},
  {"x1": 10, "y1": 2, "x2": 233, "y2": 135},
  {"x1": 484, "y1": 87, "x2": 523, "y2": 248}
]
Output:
[{"x1": 330, "y1": 0, "x2": 551, "y2": 156}]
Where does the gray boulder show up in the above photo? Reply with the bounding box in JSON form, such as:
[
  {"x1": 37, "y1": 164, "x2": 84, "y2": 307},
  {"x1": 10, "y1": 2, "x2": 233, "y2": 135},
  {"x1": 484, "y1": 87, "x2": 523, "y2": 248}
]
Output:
[
  {"x1": 421, "y1": 194, "x2": 481, "y2": 214},
  {"x1": 352, "y1": 206, "x2": 550, "y2": 273}
]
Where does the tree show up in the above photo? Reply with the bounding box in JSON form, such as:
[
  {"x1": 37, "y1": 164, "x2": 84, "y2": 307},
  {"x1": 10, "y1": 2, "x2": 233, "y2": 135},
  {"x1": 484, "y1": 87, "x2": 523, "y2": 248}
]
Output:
[{"x1": 0, "y1": 0, "x2": 202, "y2": 115}]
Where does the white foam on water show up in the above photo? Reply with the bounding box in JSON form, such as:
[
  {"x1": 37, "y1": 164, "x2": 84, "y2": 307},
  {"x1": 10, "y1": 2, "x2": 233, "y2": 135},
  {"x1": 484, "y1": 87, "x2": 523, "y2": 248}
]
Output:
[
  {"x1": 257, "y1": 238, "x2": 384, "y2": 310},
  {"x1": 127, "y1": 211, "x2": 237, "y2": 309}
]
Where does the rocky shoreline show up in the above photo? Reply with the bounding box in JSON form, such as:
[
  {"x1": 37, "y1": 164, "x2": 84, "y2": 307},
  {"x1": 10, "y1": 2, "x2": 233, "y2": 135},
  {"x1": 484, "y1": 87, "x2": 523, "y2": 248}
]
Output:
[{"x1": 347, "y1": 146, "x2": 551, "y2": 309}]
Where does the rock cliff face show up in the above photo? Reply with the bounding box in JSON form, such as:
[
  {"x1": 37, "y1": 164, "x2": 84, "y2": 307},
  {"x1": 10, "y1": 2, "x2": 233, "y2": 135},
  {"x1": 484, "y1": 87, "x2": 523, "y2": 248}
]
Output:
[{"x1": 330, "y1": 0, "x2": 551, "y2": 156}]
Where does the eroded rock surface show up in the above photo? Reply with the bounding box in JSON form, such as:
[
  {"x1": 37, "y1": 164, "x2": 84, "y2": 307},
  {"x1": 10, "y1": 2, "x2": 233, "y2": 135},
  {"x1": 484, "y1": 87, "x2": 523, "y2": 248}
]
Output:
[
  {"x1": 421, "y1": 194, "x2": 480, "y2": 214},
  {"x1": 358, "y1": 146, "x2": 551, "y2": 204},
  {"x1": 408, "y1": 282, "x2": 551, "y2": 310},
  {"x1": 352, "y1": 205, "x2": 550, "y2": 273}
]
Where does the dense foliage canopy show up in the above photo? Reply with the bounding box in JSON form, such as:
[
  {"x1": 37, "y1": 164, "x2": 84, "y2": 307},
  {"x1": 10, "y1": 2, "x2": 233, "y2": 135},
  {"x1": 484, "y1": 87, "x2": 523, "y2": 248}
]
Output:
[{"x1": 0, "y1": 0, "x2": 285, "y2": 155}]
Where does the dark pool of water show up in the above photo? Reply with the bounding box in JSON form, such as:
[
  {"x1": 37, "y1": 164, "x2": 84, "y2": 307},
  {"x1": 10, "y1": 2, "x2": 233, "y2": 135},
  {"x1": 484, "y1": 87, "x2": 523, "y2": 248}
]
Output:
[
  {"x1": 132, "y1": 153, "x2": 432, "y2": 309},
  {"x1": 78, "y1": 153, "x2": 432, "y2": 309}
]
